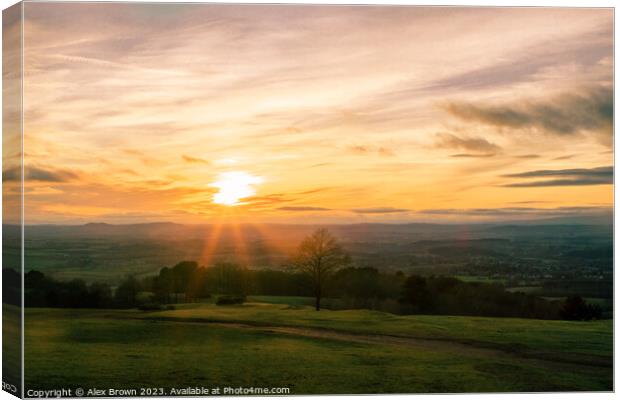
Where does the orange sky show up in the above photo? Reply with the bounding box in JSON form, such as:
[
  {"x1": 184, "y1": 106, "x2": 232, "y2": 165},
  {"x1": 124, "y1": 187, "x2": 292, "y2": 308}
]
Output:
[{"x1": 5, "y1": 4, "x2": 614, "y2": 224}]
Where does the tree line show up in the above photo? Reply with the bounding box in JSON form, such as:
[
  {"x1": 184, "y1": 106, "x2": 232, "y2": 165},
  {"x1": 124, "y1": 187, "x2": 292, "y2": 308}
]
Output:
[
  {"x1": 2, "y1": 228, "x2": 604, "y2": 320},
  {"x1": 5, "y1": 265, "x2": 601, "y2": 320}
]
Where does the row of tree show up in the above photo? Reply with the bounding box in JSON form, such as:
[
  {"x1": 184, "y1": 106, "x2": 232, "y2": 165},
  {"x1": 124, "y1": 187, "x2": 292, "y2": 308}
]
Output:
[
  {"x1": 4, "y1": 264, "x2": 601, "y2": 320},
  {"x1": 2, "y1": 228, "x2": 605, "y2": 320},
  {"x1": 401, "y1": 275, "x2": 560, "y2": 319}
]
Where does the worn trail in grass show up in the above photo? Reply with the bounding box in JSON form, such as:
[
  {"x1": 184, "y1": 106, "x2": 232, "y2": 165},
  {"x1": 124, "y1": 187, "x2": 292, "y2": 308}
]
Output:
[{"x1": 140, "y1": 317, "x2": 612, "y2": 373}]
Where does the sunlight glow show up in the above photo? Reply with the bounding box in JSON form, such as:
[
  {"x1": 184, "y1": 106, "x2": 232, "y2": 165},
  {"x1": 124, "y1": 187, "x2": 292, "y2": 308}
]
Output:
[{"x1": 210, "y1": 171, "x2": 263, "y2": 206}]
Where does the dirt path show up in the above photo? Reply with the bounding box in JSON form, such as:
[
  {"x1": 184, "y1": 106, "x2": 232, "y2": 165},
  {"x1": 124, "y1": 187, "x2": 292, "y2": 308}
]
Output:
[
  {"x1": 129, "y1": 315, "x2": 611, "y2": 369},
  {"x1": 211, "y1": 321, "x2": 505, "y2": 356}
]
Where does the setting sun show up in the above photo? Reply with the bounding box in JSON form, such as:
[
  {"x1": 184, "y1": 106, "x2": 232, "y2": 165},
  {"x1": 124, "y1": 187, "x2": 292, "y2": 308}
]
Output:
[{"x1": 210, "y1": 171, "x2": 263, "y2": 206}]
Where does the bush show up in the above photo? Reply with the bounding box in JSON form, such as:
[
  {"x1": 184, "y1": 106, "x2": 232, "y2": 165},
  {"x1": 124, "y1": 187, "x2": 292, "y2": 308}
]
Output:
[
  {"x1": 399, "y1": 274, "x2": 560, "y2": 319},
  {"x1": 559, "y1": 295, "x2": 603, "y2": 321},
  {"x1": 138, "y1": 303, "x2": 164, "y2": 311},
  {"x1": 216, "y1": 295, "x2": 246, "y2": 305}
]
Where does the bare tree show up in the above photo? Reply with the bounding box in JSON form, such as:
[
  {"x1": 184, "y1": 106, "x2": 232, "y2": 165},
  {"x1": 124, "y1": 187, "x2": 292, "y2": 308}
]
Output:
[{"x1": 292, "y1": 228, "x2": 350, "y2": 311}]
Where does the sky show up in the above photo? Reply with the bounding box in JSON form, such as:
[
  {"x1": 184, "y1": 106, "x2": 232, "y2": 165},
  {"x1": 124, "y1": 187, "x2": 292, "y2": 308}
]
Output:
[{"x1": 5, "y1": 4, "x2": 614, "y2": 224}]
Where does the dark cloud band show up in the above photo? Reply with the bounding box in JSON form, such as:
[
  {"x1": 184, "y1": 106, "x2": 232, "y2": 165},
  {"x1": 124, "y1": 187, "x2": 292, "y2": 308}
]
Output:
[
  {"x1": 501, "y1": 166, "x2": 612, "y2": 187},
  {"x1": 3, "y1": 166, "x2": 79, "y2": 183},
  {"x1": 444, "y1": 86, "x2": 612, "y2": 138}
]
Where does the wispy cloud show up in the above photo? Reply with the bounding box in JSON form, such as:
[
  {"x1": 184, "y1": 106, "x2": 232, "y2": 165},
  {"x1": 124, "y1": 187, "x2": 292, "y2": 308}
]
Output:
[
  {"x1": 510, "y1": 200, "x2": 553, "y2": 205},
  {"x1": 502, "y1": 166, "x2": 612, "y2": 187},
  {"x1": 352, "y1": 207, "x2": 409, "y2": 214},
  {"x1": 514, "y1": 154, "x2": 540, "y2": 159},
  {"x1": 435, "y1": 132, "x2": 500, "y2": 156},
  {"x1": 182, "y1": 155, "x2": 210, "y2": 164},
  {"x1": 444, "y1": 86, "x2": 612, "y2": 140},
  {"x1": 450, "y1": 153, "x2": 495, "y2": 158},
  {"x1": 553, "y1": 154, "x2": 576, "y2": 161},
  {"x1": 348, "y1": 145, "x2": 395, "y2": 157},
  {"x1": 278, "y1": 206, "x2": 331, "y2": 211},
  {"x1": 3, "y1": 166, "x2": 80, "y2": 182},
  {"x1": 420, "y1": 206, "x2": 611, "y2": 218},
  {"x1": 424, "y1": 25, "x2": 612, "y2": 92}
]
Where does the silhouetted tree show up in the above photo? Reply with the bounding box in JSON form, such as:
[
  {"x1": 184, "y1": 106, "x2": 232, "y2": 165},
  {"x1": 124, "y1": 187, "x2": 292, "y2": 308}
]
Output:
[
  {"x1": 88, "y1": 282, "x2": 113, "y2": 308},
  {"x1": 560, "y1": 295, "x2": 602, "y2": 321},
  {"x1": 208, "y1": 262, "x2": 249, "y2": 296},
  {"x1": 331, "y1": 267, "x2": 404, "y2": 309},
  {"x1": 155, "y1": 267, "x2": 174, "y2": 303},
  {"x1": 253, "y1": 269, "x2": 311, "y2": 297},
  {"x1": 171, "y1": 261, "x2": 199, "y2": 302},
  {"x1": 399, "y1": 274, "x2": 560, "y2": 319},
  {"x1": 401, "y1": 275, "x2": 432, "y2": 313},
  {"x1": 115, "y1": 276, "x2": 140, "y2": 308},
  {"x1": 292, "y1": 228, "x2": 350, "y2": 311}
]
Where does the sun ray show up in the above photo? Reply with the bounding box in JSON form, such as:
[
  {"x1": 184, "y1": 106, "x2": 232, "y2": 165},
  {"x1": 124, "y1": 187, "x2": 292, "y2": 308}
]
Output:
[
  {"x1": 230, "y1": 220, "x2": 252, "y2": 267},
  {"x1": 246, "y1": 222, "x2": 297, "y2": 266},
  {"x1": 200, "y1": 217, "x2": 225, "y2": 267}
]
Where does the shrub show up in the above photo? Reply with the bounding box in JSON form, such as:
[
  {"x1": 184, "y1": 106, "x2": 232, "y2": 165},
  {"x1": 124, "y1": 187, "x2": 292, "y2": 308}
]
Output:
[
  {"x1": 138, "y1": 303, "x2": 164, "y2": 311},
  {"x1": 559, "y1": 295, "x2": 603, "y2": 321},
  {"x1": 216, "y1": 295, "x2": 246, "y2": 305}
]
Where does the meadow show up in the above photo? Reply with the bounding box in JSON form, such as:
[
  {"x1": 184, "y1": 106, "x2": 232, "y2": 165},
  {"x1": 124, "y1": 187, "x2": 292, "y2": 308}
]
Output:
[{"x1": 23, "y1": 298, "x2": 612, "y2": 394}]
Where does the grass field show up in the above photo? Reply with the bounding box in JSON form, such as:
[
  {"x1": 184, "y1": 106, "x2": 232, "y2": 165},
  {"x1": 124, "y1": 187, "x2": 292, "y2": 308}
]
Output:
[{"x1": 23, "y1": 299, "x2": 612, "y2": 394}]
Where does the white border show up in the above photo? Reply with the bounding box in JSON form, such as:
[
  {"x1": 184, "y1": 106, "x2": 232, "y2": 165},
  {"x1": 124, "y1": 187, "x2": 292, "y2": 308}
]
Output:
[{"x1": 0, "y1": 2, "x2": 616, "y2": 400}]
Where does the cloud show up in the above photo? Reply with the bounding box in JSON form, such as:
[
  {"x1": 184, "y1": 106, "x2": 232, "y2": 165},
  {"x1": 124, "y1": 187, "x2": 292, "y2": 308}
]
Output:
[
  {"x1": 350, "y1": 145, "x2": 369, "y2": 153},
  {"x1": 241, "y1": 187, "x2": 335, "y2": 210},
  {"x1": 504, "y1": 166, "x2": 612, "y2": 178},
  {"x1": 514, "y1": 154, "x2": 540, "y2": 159},
  {"x1": 502, "y1": 166, "x2": 612, "y2": 187},
  {"x1": 3, "y1": 166, "x2": 79, "y2": 182},
  {"x1": 510, "y1": 200, "x2": 553, "y2": 204},
  {"x1": 435, "y1": 132, "x2": 500, "y2": 155},
  {"x1": 182, "y1": 155, "x2": 209, "y2": 164},
  {"x1": 241, "y1": 194, "x2": 291, "y2": 207},
  {"x1": 419, "y1": 206, "x2": 611, "y2": 218},
  {"x1": 424, "y1": 26, "x2": 612, "y2": 92},
  {"x1": 305, "y1": 163, "x2": 332, "y2": 169},
  {"x1": 352, "y1": 207, "x2": 409, "y2": 214},
  {"x1": 504, "y1": 179, "x2": 611, "y2": 187},
  {"x1": 2, "y1": 167, "x2": 20, "y2": 182},
  {"x1": 450, "y1": 153, "x2": 495, "y2": 158},
  {"x1": 122, "y1": 149, "x2": 166, "y2": 167},
  {"x1": 348, "y1": 145, "x2": 395, "y2": 157},
  {"x1": 444, "y1": 86, "x2": 612, "y2": 138},
  {"x1": 378, "y1": 147, "x2": 395, "y2": 157},
  {"x1": 278, "y1": 206, "x2": 331, "y2": 211},
  {"x1": 296, "y1": 187, "x2": 335, "y2": 195},
  {"x1": 553, "y1": 154, "x2": 576, "y2": 161}
]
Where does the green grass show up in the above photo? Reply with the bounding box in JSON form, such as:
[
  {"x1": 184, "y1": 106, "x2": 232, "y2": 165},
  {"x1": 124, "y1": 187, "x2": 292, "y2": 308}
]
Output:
[
  {"x1": 148, "y1": 302, "x2": 613, "y2": 359},
  {"x1": 246, "y1": 295, "x2": 315, "y2": 306},
  {"x1": 24, "y1": 301, "x2": 612, "y2": 394}
]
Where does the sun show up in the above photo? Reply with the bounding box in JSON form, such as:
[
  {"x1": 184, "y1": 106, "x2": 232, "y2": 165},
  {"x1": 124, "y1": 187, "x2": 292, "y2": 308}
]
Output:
[{"x1": 210, "y1": 171, "x2": 263, "y2": 206}]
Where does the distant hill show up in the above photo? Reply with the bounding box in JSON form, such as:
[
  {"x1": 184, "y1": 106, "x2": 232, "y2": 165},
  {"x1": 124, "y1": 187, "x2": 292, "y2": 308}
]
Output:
[
  {"x1": 4, "y1": 219, "x2": 611, "y2": 283},
  {"x1": 7, "y1": 217, "x2": 612, "y2": 242}
]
